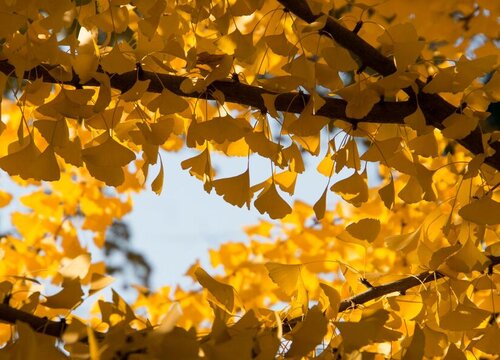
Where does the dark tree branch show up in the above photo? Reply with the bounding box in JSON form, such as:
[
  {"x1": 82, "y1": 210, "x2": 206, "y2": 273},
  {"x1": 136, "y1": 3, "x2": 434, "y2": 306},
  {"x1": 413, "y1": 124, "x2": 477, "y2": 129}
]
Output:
[
  {"x1": 0, "y1": 303, "x2": 67, "y2": 338},
  {"x1": 282, "y1": 254, "x2": 500, "y2": 333},
  {"x1": 0, "y1": 256, "x2": 498, "y2": 340},
  {"x1": 0, "y1": 60, "x2": 413, "y2": 126},
  {"x1": 340, "y1": 256, "x2": 500, "y2": 311},
  {"x1": 277, "y1": 0, "x2": 500, "y2": 171}
]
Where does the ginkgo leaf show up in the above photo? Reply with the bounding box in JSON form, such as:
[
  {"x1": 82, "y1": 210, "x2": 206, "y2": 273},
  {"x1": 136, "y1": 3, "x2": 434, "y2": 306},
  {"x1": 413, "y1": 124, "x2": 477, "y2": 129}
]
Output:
[
  {"x1": 0, "y1": 190, "x2": 12, "y2": 208},
  {"x1": 282, "y1": 143, "x2": 305, "y2": 173},
  {"x1": 37, "y1": 88, "x2": 95, "y2": 119},
  {"x1": 408, "y1": 131, "x2": 438, "y2": 157},
  {"x1": 151, "y1": 160, "x2": 164, "y2": 195},
  {"x1": 441, "y1": 113, "x2": 478, "y2": 139},
  {"x1": 100, "y1": 43, "x2": 136, "y2": 74},
  {"x1": 402, "y1": 325, "x2": 424, "y2": 360},
  {"x1": 254, "y1": 184, "x2": 292, "y2": 219},
  {"x1": 287, "y1": 99, "x2": 330, "y2": 136},
  {"x1": 385, "y1": 227, "x2": 421, "y2": 252},
  {"x1": 119, "y1": 80, "x2": 151, "y2": 102},
  {"x1": 334, "y1": 309, "x2": 401, "y2": 353},
  {"x1": 439, "y1": 303, "x2": 489, "y2": 331},
  {"x1": 43, "y1": 278, "x2": 83, "y2": 309},
  {"x1": 0, "y1": 141, "x2": 60, "y2": 181},
  {"x1": 319, "y1": 283, "x2": 340, "y2": 320},
  {"x1": 82, "y1": 136, "x2": 135, "y2": 186},
  {"x1": 345, "y1": 88, "x2": 380, "y2": 119},
  {"x1": 398, "y1": 176, "x2": 423, "y2": 203},
  {"x1": 34, "y1": 118, "x2": 70, "y2": 147},
  {"x1": 265, "y1": 32, "x2": 298, "y2": 57},
  {"x1": 330, "y1": 171, "x2": 368, "y2": 207},
  {"x1": 82, "y1": 136, "x2": 136, "y2": 167},
  {"x1": 446, "y1": 239, "x2": 491, "y2": 273},
  {"x1": 424, "y1": 55, "x2": 497, "y2": 94},
  {"x1": 322, "y1": 45, "x2": 358, "y2": 72},
  {"x1": 458, "y1": 197, "x2": 500, "y2": 225},
  {"x1": 274, "y1": 170, "x2": 297, "y2": 195},
  {"x1": 212, "y1": 170, "x2": 251, "y2": 209},
  {"x1": 86, "y1": 107, "x2": 124, "y2": 130},
  {"x1": 265, "y1": 262, "x2": 302, "y2": 297},
  {"x1": 187, "y1": 115, "x2": 252, "y2": 146},
  {"x1": 378, "y1": 178, "x2": 395, "y2": 209},
  {"x1": 286, "y1": 306, "x2": 328, "y2": 358},
  {"x1": 59, "y1": 254, "x2": 91, "y2": 280},
  {"x1": 475, "y1": 326, "x2": 500, "y2": 355},
  {"x1": 245, "y1": 131, "x2": 282, "y2": 162},
  {"x1": 313, "y1": 188, "x2": 327, "y2": 220},
  {"x1": 180, "y1": 148, "x2": 214, "y2": 185},
  {"x1": 443, "y1": 344, "x2": 466, "y2": 360},
  {"x1": 378, "y1": 23, "x2": 424, "y2": 69},
  {"x1": 146, "y1": 88, "x2": 189, "y2": 115},
  {"x1": 195, "y1": 267, "x2": 237, "y2": 314},
  {"x1": 89, "y1": 273, "x2": 115, "y2": 295},
  {"x1": 346, "y1": 218, "x2": 380, "y2": 243}
]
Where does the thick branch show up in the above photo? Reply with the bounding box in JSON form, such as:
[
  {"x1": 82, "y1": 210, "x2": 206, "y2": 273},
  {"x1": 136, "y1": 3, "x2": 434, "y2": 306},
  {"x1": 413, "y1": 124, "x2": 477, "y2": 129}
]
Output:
[
  {"x1": 282, "y1": 254, "x2": 500, "y2": 333},
  {"x1": 0, "y1": 60, "x2": 413, "y2": 126},
  {"x1": 1, "y1": 256, "x2": 498, "y2": 341},
  {"x1": 277, "y1": 0, "x2": 499, "y2": 171},
  {"x1": 0, "y1": 303, "x2": 67, "y2": 338}
]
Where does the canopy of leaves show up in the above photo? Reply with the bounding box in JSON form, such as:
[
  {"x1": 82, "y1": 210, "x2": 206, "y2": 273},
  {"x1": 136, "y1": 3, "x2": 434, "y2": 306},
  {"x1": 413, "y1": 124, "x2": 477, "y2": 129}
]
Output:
[{"x1": 0, "y1": 0, "x2": 499, "y2": 358}]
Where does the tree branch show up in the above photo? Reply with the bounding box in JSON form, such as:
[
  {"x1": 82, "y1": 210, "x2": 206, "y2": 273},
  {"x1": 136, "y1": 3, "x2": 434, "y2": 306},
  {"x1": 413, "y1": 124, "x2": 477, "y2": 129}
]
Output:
[
  {"x1": 277, "y1": 0, "x2": 500, "y2": 171},
  {"x1": 0, "y1": 60, "x2": 413, "y2": 126},
  {"x1": 0, "y1": 256, "x2": 498, "y2": 340},
  {"x1": 282, "y1": 254, "x2": 500, "y2": 333},
  {"x1": 0, "y1": 303, "x2": 67, "y2": 338}
]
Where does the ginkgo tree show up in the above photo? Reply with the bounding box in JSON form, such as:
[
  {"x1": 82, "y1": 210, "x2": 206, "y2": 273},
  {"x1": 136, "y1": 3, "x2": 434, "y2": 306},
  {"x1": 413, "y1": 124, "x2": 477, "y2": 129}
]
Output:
[{"x1": 0, "y1": 0, "x2": 499, "y2": 358}]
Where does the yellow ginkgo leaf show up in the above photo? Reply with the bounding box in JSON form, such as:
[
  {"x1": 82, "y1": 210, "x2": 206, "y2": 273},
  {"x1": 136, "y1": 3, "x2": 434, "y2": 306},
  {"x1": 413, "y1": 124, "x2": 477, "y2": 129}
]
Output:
[
  {"x1": 146, "y1": 88, "x2": 189, "y2": 115},
  {"x1": 286, "y1": 306, "x2": 328, "y2": 358},
  {"x1": 441, "y1": 113, "x2": 478, "y2": 139},
  {"x1": 265, "y1": 262, "x2": 302, "y2": 297},
  {"x1": 0, "y1": 141, "x2": 60, "y2": 181},
  {"x1": 151, "y1": 159, "x2": 164, "y2": 195},
  {"x1": 187, "y1": 115, "x2": 252, "y2": 146},
  {"x1": 37, "y1": 88, "x2": 95, "y2": 119},
  {"x1": 34, "y1": 118, "x2": 70, "y2": 147},
  {"x1": 194, "y1": 267, "x2": 237, "y2": 314},
  {"x1": 254, "y1": 184, "x2": 292, "y2": 219},
  {"x1": 244, "y1": 131, "x2": 283, "y2": 162},
  {"x1": 378, "y1": 178, "x2": 395, "y2": 209},
  {"x1": 402, "y1": 325, "x2": 425, "y2": 360},
  {"x1": 346, "y1": 218, "x2": 381, "y2": 243},
  {"x1": 0, "y1": 190, "x2": 12, "y2": 208},
  {"x1": 89, "y1": 273, "x2": 115, "y2": 295},
  {"x1": 180, "y1": 148, "x2": 214, "y2": 185},
  {"x1": 313, "y1": 188, "x2": 327, "y2": 220},
  {"x1": 330, "y1": 171, "x2": 368, "y2": 207},
  {"x1": 439, "y1": 303, "x2": 489, "y2": 331},
  {"x1": 334, "y1": 309, "x2": 402, "y2": 353},
  {"x1": 85, "y1": 107, "x2": 124, "y2": 130},
  {"x1": 119, "y1": 79, "x2": 151, "y2": 102},
  {"x1": 319, "y1": 283, "x2": 340, "y2": 320},
  {"x1": 446, "y1": 239, "x2": 491, "y2": 273},
  {"x1": 385, "y1": 227, "x2": 421, "y2": 252},
  {"x1": 82, "y1": 136, "x2": 136, "y2": 168},
  {"x1": 212, "y1": 169, "x2": 251, "y2": 209},
  {"x1": 274, "y1": 170, "x2": 297, "y2": 195},
  {"x1": 458, "y1": 197, "x2": 500, "y2": 225},
  {"x1": 43, "y1": 278, "x2": 83, "y2": 309},
  {"x1": 59, "y1": 254, "x2": 91, "y2": 280},
  {"x1": 100, "y1": 43, "x2": 136, "y2": 75},
  {"x1": 377, "y1": 23, "x2": 424, "y2": 69},
  {"x1": 322, "y1": 45, "x2": 358, "y2": 72}
]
